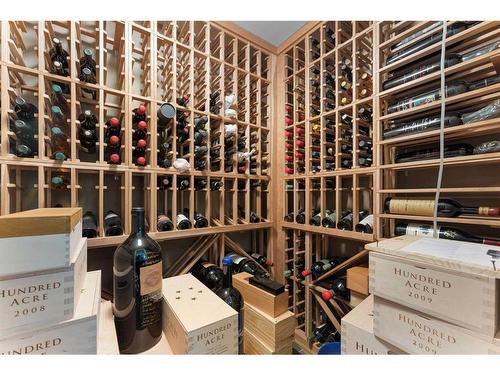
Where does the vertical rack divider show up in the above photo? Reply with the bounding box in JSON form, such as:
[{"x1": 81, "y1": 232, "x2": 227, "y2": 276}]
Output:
[{"x1": 188, "y1": 22, "x2": 195, "y2": 224}]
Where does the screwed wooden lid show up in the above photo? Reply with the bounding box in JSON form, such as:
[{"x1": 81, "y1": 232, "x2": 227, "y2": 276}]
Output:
[{"x1": 0, "y1": 208, "x2": 82, "y2": 238}]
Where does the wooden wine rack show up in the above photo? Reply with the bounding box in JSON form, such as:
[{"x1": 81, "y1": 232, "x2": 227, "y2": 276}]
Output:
[
  {"x1": 0, "y1": 21, "x2": 276, "y2": 254},
  {"x1": 276, "y1": 20, "x2": 500, "y2": 352}
]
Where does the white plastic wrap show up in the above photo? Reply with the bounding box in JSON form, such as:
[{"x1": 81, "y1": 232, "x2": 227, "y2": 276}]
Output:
[
  {"x1": 224, "y1": 123, "x2": 237, "y2": 136},
  {"x1": 473, "y1": 141, "x2": 500, "y2": 155},
  {"x1": 173, "y1": 158, "x2": 190, "y2": 172}
]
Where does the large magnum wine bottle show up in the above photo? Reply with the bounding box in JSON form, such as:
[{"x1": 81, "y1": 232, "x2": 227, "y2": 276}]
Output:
[
  {"x1": 216, "y1": 256, "x2": 244, "y2": 353},
  {"x1": 384, "y1": 197, "x2": 500, "y2": 217},
  {"x1": 113, "y1": 207, "x2": 163, "y2": 354},
  {"x1": 395, "y1": 222, "x2": 500, "y2": 246}
]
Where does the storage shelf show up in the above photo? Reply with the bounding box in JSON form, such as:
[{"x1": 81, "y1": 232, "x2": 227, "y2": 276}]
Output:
[
  {"x1": 378, "y1": 213, "x2": 500, "y2": 228},
  {"x1": 282, "y1": 222, "x2": 374, "y2": 242}
]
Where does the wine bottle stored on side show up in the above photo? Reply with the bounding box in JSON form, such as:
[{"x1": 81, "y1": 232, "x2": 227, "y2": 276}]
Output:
[
  {"x1": 227, "y1": 253, "x2": 268, "y2": 278},
  {"x1": 157, "y1": 214, "x2": 174, "y2": 232},
  {"x1": 216, "y1": 256, "x2": 244, "y2": 353},
  {"x1": 191, "y1": 261, "x2": 224, "y2": 291},
  {"x1": 395, "y1": 222, "x2": 500, "y2": 246},
  {"x1": 355, "y1": 214, "x2": 374, "y2": 233},
  {"x1": 82, "y1": 211, "x2": 98, "y2": 238},
  {"x1": 104, "y1": 210, "x2": 123, "y2": 236},
  {"x1": 113, "y1": 207, "x2": 163, "y2": 354},
  {"x1": 302, "y1": 258, "x2": 341, "y2": 278},
  {"x1": 309, "y1": 322, "x2": 340, "y2": 344},
  {"x1": 176, "y1": 213, "x2": 192, "y2": 230},
  {"x1": 337, "y1": 210, "x2": 369, "y2": 230},
  {"x1": 385, "y1": 197, "x2": 500, "y2": 217},
  {"x1": 250, "y1": 253, "x2": 273, "y2": 267},
  {"x1": 320, "y1": 276, "x2": 349, "y2": 300}
]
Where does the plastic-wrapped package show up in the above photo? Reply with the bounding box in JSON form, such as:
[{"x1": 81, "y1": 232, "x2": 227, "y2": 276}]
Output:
[
  {"x1": 224, "y1": 94, "x2": 236, "y2": 110},
  {"x1": 225, "y1": 108, "x2": 237, "y2": 118},
  {"x1": 473, "y1": 141, "x2": 500, "y2": 155},
  {"x1": 467, "y1": 75, "x2": 500, "y2": 91},
  {"x1": 173, "y1": 158, "x2": 190, "y2": 172},
  {"x1": 390, "y1": 22, "x2": 442, "y2": 51},
  {"x1": 224, "y1": 123, "x2": 238, "y2": 136},
  {"x1": 460, "y1": 40, "x2": 500, "y2": 62},
  {"x1": 461, "y1": 99, "x2": 500, "y2": 124},
  {"x1": 383, "y1": 113, "x2": 462, "y2": 139}
]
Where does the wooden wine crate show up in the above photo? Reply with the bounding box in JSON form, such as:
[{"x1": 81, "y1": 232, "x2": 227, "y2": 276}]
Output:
[
  {"x1": 233, "y1": 272, "x2": 288, "y2": 318},
  {"x1": 0, "y1": 237, "x2": 87, "y2": 337},
  {"x1": 350, "y1": 291, "x2": 369, "y2": 307},
  {"x1": 373, "y1": 296, "x2": 500, "y2": 354},
  {"x1": 368, "y1": 236, "x2": 500, "y2": 337},
  {"x1": 341, "y1": 295, "x2": 404, "y2": 355},
  {"x1": 97, "y1": 300, "x2": 120, "y2": 355},
  {"x1": 162, "y1": 274, "x2": 238, "y2": 354},
  {"x1": 347, "y1": 266, "x2": 369, "y2": 295},
  {"x1": 0, "y1": 208, "x2": 82, "y2": 277},
  {"x1": 243, "y1": 327, "x2": 293, "y2": 355},
  {"x1": 0, "y1": 270, "x2": 101, "y2": 355},
  {"x1": 244, "y1": 302, "x2": 295, "y2": 353}
]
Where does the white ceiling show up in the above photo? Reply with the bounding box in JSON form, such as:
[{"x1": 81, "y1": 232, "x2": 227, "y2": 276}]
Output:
[{"x1": 233, "y1": 21, "x2": 307, "y2": 47}]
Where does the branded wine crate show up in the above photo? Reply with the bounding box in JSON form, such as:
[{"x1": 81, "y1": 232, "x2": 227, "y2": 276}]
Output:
[
  {"x1": 244, "y1": 302, "x2": 295, "y2": 353},
  {"x1": 350, "y1": 291, "x2": 369, "y2": 307},
  {"x1": 97, "y1": 300, "x2": 120, "y2": 355},
  {"x1": 373, "y1": 296, "x2": 500, "y2": 354},
  {"x1": 233, "y1": 272, "x2": 288, "y2": 318},
  {"x1": 368, "y1": 236, "x2": 500, "y2": 337},
  {"x1": 341, "y1": 295, "x2": 404, "y2": 355},
  {"x1": 243, "y1": 327, "x2": 292, "y2": 354},
  {"x1": 0, "y1": 270, "x2": 101, "y2": 355},
  {"x1": 347, "y1": 266, "x2": 369, "y2": 295},
  {"x1": 162, "y1": 274, "x2": 239, "y2": 354},
  {"x1": 0, "y1": 208, "x2": 82, "y2": 277},
  {"x1": 0, "y1": 237, "x2": 87, "y2": 337}
]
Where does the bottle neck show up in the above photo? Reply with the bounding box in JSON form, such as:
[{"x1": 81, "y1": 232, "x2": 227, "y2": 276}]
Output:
[
  {"x1": 223, "y1": 264, "x2": 233, "y2": 288},
  {"x1": 131, "y1": 210, "x2": 145, "y2": 234}
]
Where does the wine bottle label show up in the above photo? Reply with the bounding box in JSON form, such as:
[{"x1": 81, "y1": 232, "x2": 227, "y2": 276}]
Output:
[
  {"x1": 358, "y1": 214, "x2": 373, "y2": 227},
  {"x1": 140, "y1": 261, "x2": 163, "y2": 296},
  {"x1": 389, "y1": 199, "x2": 435, "y2": 216},
  {"x1": 478, "y1": 207, "x2": 500, "y2": 216},
  {"x1": 404, "y1": 223, "x2": 440, "y2": 237},
  {"x1": 177, "y1": 214, "x2": 189, "y2": 222},
  {"x1": 230, "y1": 254, "x2": 245, "y2": 265}
]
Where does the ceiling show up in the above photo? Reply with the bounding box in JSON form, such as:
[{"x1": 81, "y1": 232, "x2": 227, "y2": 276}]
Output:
[{"x1": 233, "y1": 21, "x2": 307, "y2": 47}]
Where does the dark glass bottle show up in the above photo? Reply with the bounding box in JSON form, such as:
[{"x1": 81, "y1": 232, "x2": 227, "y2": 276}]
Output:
[
  {"x1": 133, "y1": 105, "x2": 147, "y2": 126},
  {"x1": 106, "y1": 135, "x2": 121, "y2": 164},
  {"x1": 194, "y1": 179, "x2": 207, "y2": 190},
  {"x1": 133, "y1": 139, "x2": 147, "y2": 166},
  {"x1": 227, "y1": 253, "x2": 268, "y2": 278},
  {"x1": 82, "y1": 211, "x2": 98, "y2": 238},
  {"x1": 51, "y1": 175, "x2": 69, "y2": 189},
  {"x1": 157, "y1": 175, "x2": 172, "y2": 190},
  {"x1": 321, "y1": 209, "x2": 337, "y2": 228},
  {"x1": 51, "y1": 84, "x2": 69, "y2": 114},
  {"x1": 210, "y1": 180, "x2": 223, "y2": 191},
  {"x1": 104, "y1": 210, "x2": 123, "y2": 236},
  {"x1": 216, "y1": 256, "x2": 244, "y2": 353},
  {"x1": 176, "y1": 213, "x2": 192, "y2": 230},
  {"x1": 113, "y1": 207, "x2": 163, "y2": 354},
  {"x1": 250, "y1": 253, "x2": 273, "y2": 267},
  {"x1": 49, "y1": 37, "x2": 69, "y2": 76},
  {"x1": 191, "y1": 261, "x2": 224, "y2": 292},
  {"x1": 320, "y1": 276, "x2": 349, "y2": 300},
  {"x1": 157, "y1": 103, "x2": 176, "y2": 128},
  {"x1": 309, "y1": 322, "x2": 340, "y2": 344},
  {"x1": 395, "y1": 222, "x2": 500, "y2": 246},
  {"x1": 11, "y1": 119, "x2": 36, "y2": 157},
  {"x1": 302, "y1": 258, "x2": 341, "y2": 278},
  {"x1": 337, "y1": 210, "x2": 369, "y2": 230},
  {"x1": 80, "y1": 48, "x2": 97, "y2": 75},
  {"x1": 355, "y1": 214, "x2": 374, "y2": 233},
  {"x1": 384, "y1": 197, "x2": 500, "y2": 217},
  {"x1": 50, "y1": 127, "x2": 70, "y2": 161},
  {"x1": 157, "y1": 214, "x2": 174, "y2": 232}
]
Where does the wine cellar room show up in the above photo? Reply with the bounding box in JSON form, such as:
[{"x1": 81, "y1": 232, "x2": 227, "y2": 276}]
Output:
[{"x1": 2, "y1": 15, "x2": 500, "y2": 359}]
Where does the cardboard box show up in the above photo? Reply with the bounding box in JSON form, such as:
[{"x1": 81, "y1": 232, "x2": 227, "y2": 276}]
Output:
[
  {"x1": 244, "y1": 302, "x2": 295, "y2": 353},
  {"x1": 233, "y1": 272, "x2": 288, "y2": 318},
  {"x1": 0, "y1": 208, "x2": 82, "y2": 277},
  {"x1": 341, "y1": 295, "x2": 403, "y2": 355},
  {"x1": 368, "y1": 237, "x2": 500, "y2": 337},
  {"x1": 162, "y1": 274, "x2": 238, "y2": 354},
  {"x1": 347, "y1": 266, "x2": 369, "y2": 295},
  {"x1": 0, "y1": 237, "x2": 87, "y2": 337},
  {"x1": 373, "y1": 296, "x2": 500, "y2": 354},
  {"x1": 0, "y1": 270, "x2": 101, "y2": 355}
]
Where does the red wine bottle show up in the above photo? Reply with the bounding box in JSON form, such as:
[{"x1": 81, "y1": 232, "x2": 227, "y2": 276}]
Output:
[
  {"x1": 302, "y1": 258, "x2": 341, "y2": 278},
  {"x1": 251, "y1": 253, "x2": 273, "y2": 267},
  {"x1": 113, "y1": 207, "x2": 163, "y2": 353},
  {"x1": 320, "y1": 276, "x2": 348, "y2": 301},
  {"x1": 82, "y1": 211, "x2": 98, "y2": 238},
  {"x1": 395, "y1": 222, "x2": 500, "y2": 246},
  {"x1": 385, "y1": 197, "x2": 500, "y2": 217},
  {"x1": 157, "y1": 214, "x2": 174, "y2": 231}
]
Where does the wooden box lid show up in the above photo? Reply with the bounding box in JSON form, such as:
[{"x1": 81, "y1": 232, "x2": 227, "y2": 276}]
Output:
[
  {"x1": 367, "y1": 235, "x2": 500, "y2": 279},
  {"x1": 162, "y1": 274, "x2": 237, "y2": 332},
  {"x1": 0, "y1": 208, "x2": 82, "y2": 238}
]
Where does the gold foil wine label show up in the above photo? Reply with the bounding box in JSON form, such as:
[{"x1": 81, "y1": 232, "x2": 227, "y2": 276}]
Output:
[
  {"x1": 390, "y1": 199, "x2": 435, "y2": 216},
  {"x1": 140, "y1": 261, "x2": 162, "y2": 296}
]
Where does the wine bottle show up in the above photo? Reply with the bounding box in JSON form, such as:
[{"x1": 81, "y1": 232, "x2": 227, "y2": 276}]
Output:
[
  {"x1": 133, "y1": 121, "x2": 148, "y2": 143},
  {"x1": 467, "y1": 75, "x2": 500, "y2": 91},
  {"x1": 80, "y1": 48, "x2": 96, "y2": 75},
  {"x1": 104, "y1": 210, "x2": 123, "y2": 236},
  {"x1": 382, "y1": 54, "x2": 461, "y2": 91},
  {"x1": 395, "y1": 143, "x2": 473, "y2": 163},
  {"x1": 51, "y1": 175, "x2": 69, "y2": 189},
  {"x1": 337, "y1": 210, "x2": 369, "y2": 230},
  {"x1": 358, "y1": 107, "x2": 373, "y2": 122},
  {"x1": 216, "y1": 256, "x2": 244, "y2": 354},
  {"x1": 383, "y1": 112, "x2": 462, "y2": 139},
  {"x1": 113, "y1": 207, "x2": 163, "y2": 354},
  {"x1": 157, "y1": 214, "x2": 174, "y2": 232},
  {"x1": 82, "y1": 211, "x2": 98, "y2": 238},
  {"x1": 320, "y1": 276, "x2": 349, "y2": 300},
  {"x1": 106, "y1": 135, "x2": 121, "y2": 164},
  {"x1": 302, "y1": 258, "x2": 341, "y2": 278},
  {"x1": 11, "y1": 119, "x2": 36, "y2": 157},
  {"x1": 157, "y1": 102, "x2": 176, "y2": 128},
  {"x1": 310, "y1": 322, "x2": 340, "y2": 344},
  {"x1": 210, "y1": 180, "x2": 223, "y2": 191},
  {"x1": 177, "y1": 178, "x2": 190, "y2": 191},
  {"x1": 395, "y1": 222, "x2": 500, "y2": 246},
  {"x1": 79, "y1": 67, "x2": 97, "y2": 99},
  {"x1": 51, "y1": 105, "x2": 69, "y2": 134},
  {"x1": 391, "y1": 22, "x2": 442, "y2": 50},
  {"x1": 133, "y1": 139, "x2": 147, "y2": 166},
  {"x1": 189, "y1": 210, "x2": 208, "y2": 228},
  {"x1": 321, "y1": 210, "x2": 338, "y2": 228},
  {"x1": 50, "y1": 127, "x2": 70, "y2": 161},
  {"x1": 191, "y1": 261, "x2": 224, "y2": 291},
  {"x1": 51, "y1": 84, "x2": 69, "y2": 115},
  {"x1": 227, "y1": 253, "x2": 268, "y2": 278},
  {"x1": 384, "y1": 197, "x2": 500, "y2": 217},
  {"x1": 355, "y1": 214, "x2": 374, "y2": 233},
  {"x1": 311, "y1": 210, "x2": 322, "y2": 226},
  {"x1": 176, "y1": 213, "x2": 192, "y2": 230},
  {"x1": 387, "y1": 81, "x2": 468, "y2": 114},
  {"x1": 251, "y1": 253, "x2": 273, "y2": 267},
  {"x1": 295, "y1": 208, "x2": 306, "y2": 224},
  {"x1": 49, "y1": 37, "x2": 69, "y2": 76}
]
